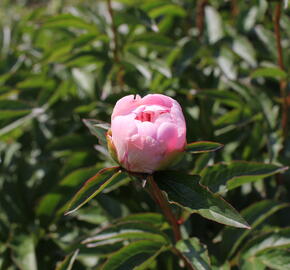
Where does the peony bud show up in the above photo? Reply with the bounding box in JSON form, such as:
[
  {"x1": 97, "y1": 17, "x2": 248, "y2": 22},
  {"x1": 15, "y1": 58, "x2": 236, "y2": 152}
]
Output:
[{"x1": 107, "y1": 94, "x2": 186, "y2": 173}]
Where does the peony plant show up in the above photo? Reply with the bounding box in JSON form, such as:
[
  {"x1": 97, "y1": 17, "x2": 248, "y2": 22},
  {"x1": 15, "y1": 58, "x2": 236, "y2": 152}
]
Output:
[{"x1": 65, "y1": 94, "x2": 288, "y2": 270}]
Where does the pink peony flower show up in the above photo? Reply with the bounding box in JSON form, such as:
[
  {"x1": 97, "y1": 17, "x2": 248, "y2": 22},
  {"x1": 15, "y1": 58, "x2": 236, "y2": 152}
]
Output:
[{"x1": 107, "y1": 94, "x2": 187, "y2": 173}]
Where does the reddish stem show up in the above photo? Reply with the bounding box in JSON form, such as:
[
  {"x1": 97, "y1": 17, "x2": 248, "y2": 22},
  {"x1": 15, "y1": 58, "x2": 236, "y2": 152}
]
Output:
[
  {"x1": 147, "y1": 175, "x2": 181, "y2": 242},
  {"x1": 107, "y1": 0, "x2": 124, "y2": 87},
  {"x1": 196, "y1": 0, "x2": 208, "y2": 38},
  {"x1": 274, "y1": 1, "x2": 288, "y2": 141},
  {"x1": 147, "y1": 175, "x2": 195, "y2": 270}
]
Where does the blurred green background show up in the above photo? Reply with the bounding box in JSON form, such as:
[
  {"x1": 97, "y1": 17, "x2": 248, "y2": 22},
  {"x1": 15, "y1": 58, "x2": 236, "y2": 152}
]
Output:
[{"x1": 0, "y1": 0, "x2": 290, "y2": 269}]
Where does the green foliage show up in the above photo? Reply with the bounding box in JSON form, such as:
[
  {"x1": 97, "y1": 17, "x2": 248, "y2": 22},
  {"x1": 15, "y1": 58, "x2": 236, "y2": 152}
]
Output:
[
  {"x1": 155, "y1": 171, "x2": 250, "y2": 229},
  {"x1": 176, "y1": 237, "x2": 211, "y2": 270},
  {"x1": 185, "y1": 141, "x2": 224, "y2": 153},
  {"x1": 1, "y1": 0, "x2": 290, "y2": 269}
]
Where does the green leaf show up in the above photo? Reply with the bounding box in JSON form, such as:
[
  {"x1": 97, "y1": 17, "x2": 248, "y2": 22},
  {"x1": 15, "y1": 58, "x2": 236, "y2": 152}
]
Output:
[
  {"x1": 130, "y1": 33, "x2": 174, "y2": 49},
  {"x1": 218, "y1": 46, "x2": 237, "y2": 80},
  {"x1": 0, "y1": 100, "x2": 31, "y2": 120},
  {"x1": 101, "y1": 240, "x2": 168, "y2": 270},
  {"x1": 251, "y1": 67, "x2": 288, "y2": 80},
  {"x1": 133, "y1": 8, "x2": 158, "y2": 32},
  {"x1": 254, "y1": 25, "x2": 277, "y2": 58},
  {"x1": 205, "y1": 6, "x2": 224, "y2": 44},
  {"x1": 0, "y1": 107, "x2": 45, "y2": 137},
  {"x1": 186, "y1": 141, "x2": 224, "y2": 154},
  {"x1": 257, "y1": 248, "x2": 290, "y2": 270},
  {"x1": 11, "y1": 234, "x2": 37, "y2": 270},
  {"x1": 200, "y1": 161, "x2": 288, "y2": 193},
  {"x1": 82, "y1": 119, "x2": 110, "y2": 149},
  {"x1": 232, "y1": 36, "x2": 256, "y2": 67},
  {"x1": 155, "y1": 171, "x2": 250, "y2": 229},
  {"x1": 36, "y1": 166, "x2": 102, "y2": 221},
  {"x1": 65, "y1": 167, "x2": 126, "y2": 215},
  {"x1": 221, "y1": 200, "x2": 290, "y2": 259},
  {"x1": 176, "y1": 237, "x2": 211, "y2": 270},
  {"x1": 240, "y1": 259, "x2": 266, "y2": 270},
  {"x1": 42, "y1": 14, "x2": 97, "y2": 32},
  {"x1": 148, "y1": 4, "x2": 186, "y2": 18},
  {"x1": 240, "y1": 228, "x2": 290, "y2": 264},
  {"x1": 83, "y1": 221, "x2": 169, "y2": 246},
  {"x1": 55, "y1": 249, "x2": 79, "y2": 270},
  {"x1": 121, "y1": 213, "x2": 166, "y2": 229},
  {"x1": 193, "y1": 90, "x2": 243, "y2": 108}
]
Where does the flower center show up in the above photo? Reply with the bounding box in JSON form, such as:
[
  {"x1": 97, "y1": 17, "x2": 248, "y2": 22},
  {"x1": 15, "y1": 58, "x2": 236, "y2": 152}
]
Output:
[
  {"x1": 135, "y1": 109, "x2": 169, "y2": 122},
  {"x1": 135, "y1": 111, "x2": 154, "y2": 122}
]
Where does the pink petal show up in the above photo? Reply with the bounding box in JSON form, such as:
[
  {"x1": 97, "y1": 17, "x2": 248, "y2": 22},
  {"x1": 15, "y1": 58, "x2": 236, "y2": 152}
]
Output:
[
  {"x1": 127, "y1": 136, "x2": 166, "y2": 173},
  {"x1": 157, "y1": 122, "x2": 178, "y2": 151},
  {"x1": 112, "y1": 95, "x2": 141, "y2": 119},
  {"x1": 111, "y1": 114, "x2": 138, "y2": 161},
  {"x1": 136, "y1": 121, "x2": 157, "y2": 139},
  {"x1": 141, "y1": 94, "x2": 173, "y2": 108}
]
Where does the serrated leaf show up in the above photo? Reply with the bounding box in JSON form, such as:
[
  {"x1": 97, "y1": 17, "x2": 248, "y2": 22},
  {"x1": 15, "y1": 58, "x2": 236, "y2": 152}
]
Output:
[
  {"x1": 82, "y1": 119, "x2": 110, "y2": 149},
  {"x1": 186, "y1": 141, "x2": 224, "y2": 154},
  {"x1": 221, "y1": 200, "x2": 290, "y2": 259},
  {"x1": 83, "y1": 221, "x2": 169, "y2": 246},
  {"x1": 101, "y1": 240, "x2": 167, "y2": 270},
  {"x1": 200, "y1": 161, "x2": 288, "y2": 193},
  {"x1": 55, "y1": 249, "x2": 79, "y2": 270},
  {"x1": 251, "y1": 67, "x2": 288, "y2": 80},
  {"x1": 155, "y1": 171, "x2": 250, "y2": 229},
  {"x1": 176, "y1": 237, "x2": 211, "y2": 270},
  {"x1": 65, "y1": 167, "x2": 126, "y2": 215}
]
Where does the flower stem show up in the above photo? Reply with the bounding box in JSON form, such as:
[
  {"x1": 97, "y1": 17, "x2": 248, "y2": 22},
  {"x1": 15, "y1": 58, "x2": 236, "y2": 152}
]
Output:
[
  {"x1": 147, "y1": 175, "x2": 181, "y2": 242},
  {"x1": 147, "y1": 175, "x2": 195, "y2": 270}
]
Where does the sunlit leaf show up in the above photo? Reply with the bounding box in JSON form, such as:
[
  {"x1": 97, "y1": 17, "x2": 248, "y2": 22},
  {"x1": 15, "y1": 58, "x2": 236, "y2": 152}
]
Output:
[
  {"x1": 200, "y1": 162, "x2": 288, "y2": 193},
  {"x1": 240, "y1": 228, "x2": 290, "y2": 267},
  {"x1": 176, "y1": 237, "x2": 211, "y2": 270},
  {"x1": 83, "y1": 119, "x2": 110, "y2": 149},
  {"x1": 11, "y1": 234, "x2": 37, "y2": 270},
  {"x1": 251, "y1": 67, "x2": 288, "y2": 80},
  {"x1": 65, "y1": 167, "x2": 126, "y2": 215},
  {"x1": 221, "y1": 200, "x2": 290, "y2": 259},
  {"x1": 55, "y1": 249, "x2": 79, "y2": 270},
  {"x1": 155, "y1": 171, "x2": 250, "y2": 229}
]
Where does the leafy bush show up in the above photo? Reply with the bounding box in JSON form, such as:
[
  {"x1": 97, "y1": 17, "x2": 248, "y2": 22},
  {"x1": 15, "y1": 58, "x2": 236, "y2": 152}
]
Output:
[{"x1": 0, "y1": 0, "x2": 289, "y2": 269}]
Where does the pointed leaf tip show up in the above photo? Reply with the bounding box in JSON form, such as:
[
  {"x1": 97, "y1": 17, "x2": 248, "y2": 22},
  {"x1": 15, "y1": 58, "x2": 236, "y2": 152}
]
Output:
[
  {"x1": 65, "y1": 166, "x2": 124, "y2": 215},
  {"x1": 186, "y1": 141, "x2": 224, "y2": 154}
]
